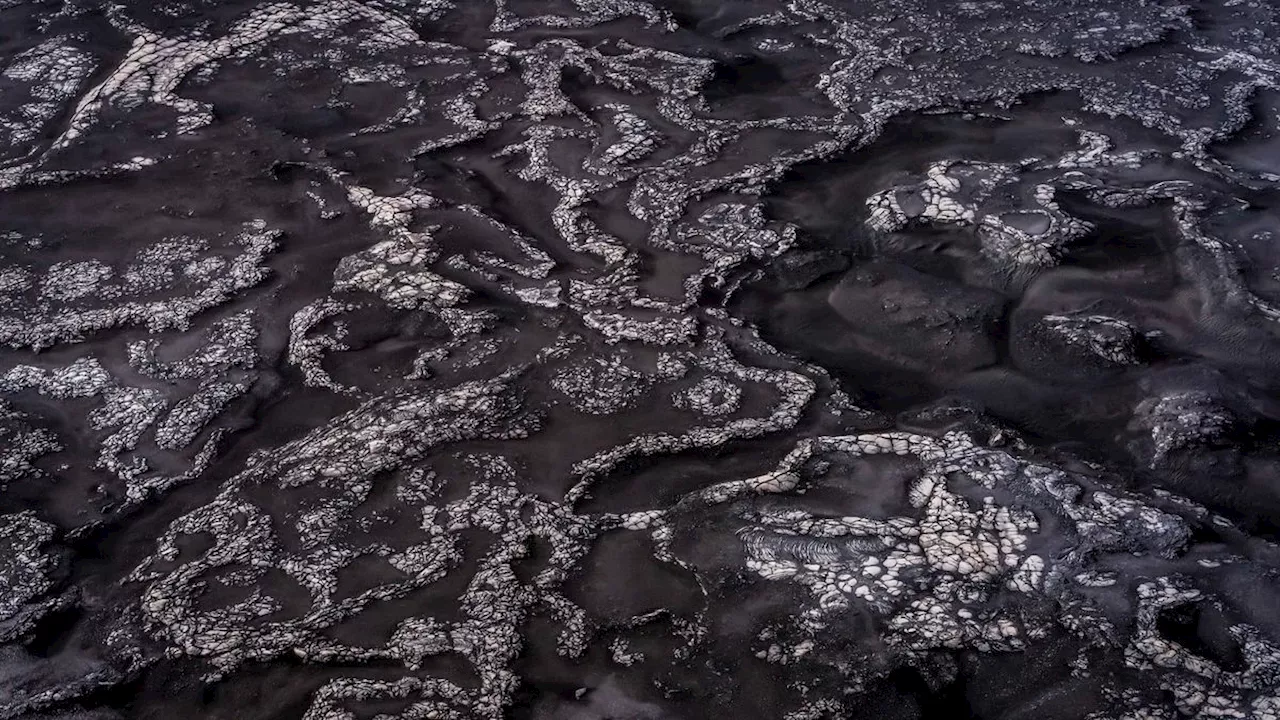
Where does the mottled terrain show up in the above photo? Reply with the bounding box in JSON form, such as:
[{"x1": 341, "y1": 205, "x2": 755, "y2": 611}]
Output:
[{"x1": 3, "y1": 0, "x2": 1280, "y2": 718}]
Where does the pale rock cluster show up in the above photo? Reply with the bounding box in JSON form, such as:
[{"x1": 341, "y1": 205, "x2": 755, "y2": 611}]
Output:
[
  {"x1": 0, "y1": 401, "x2": 60, "y2": 494},
  {"x1": 1042, "y1": 314, "x2": 1144, "y2": 366},
  {"x1": 612, "y1": 426, "x2": 1280, "y2": 715},
  {"x1": 0, "y1": 39, "x2": 97, "y2": 154},
  {"x1": 672, "y1": 375, "x2": 744, "y2": 418},
  {"x1": 127, "y1": 375, "x2": 598, "y2": 719},
  {"x1": 0, "y1": 512, "x2": 66, "y2": 642},
  {"x1": 600, "y1": 108, "x2": 662, "y2": 166},
  {"x1": 866, "y1": 151, "x2": 1093, "y2": 275},
  {"x1": 0, "y1": 221, "x2": 278, "y2": 350},
  {"x1": 552, "y1": 354, "x2": 653, "y2": 415},
  {"x1": 1130, "y1": 392, "x2": 1237, "y2": 467}
]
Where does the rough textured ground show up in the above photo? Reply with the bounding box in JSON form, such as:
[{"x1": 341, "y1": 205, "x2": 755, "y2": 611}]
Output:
[{"x1": 3, "y1": 0, "x2": 1280, "y2": 718}]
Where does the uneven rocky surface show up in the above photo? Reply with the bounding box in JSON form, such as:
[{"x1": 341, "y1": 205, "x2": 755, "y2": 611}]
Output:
[{"x1": 2, "y1": 0, "x2": 1280, "y2": 717}]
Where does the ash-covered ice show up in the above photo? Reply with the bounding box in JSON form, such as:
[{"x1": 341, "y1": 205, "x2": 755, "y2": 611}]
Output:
[{"x1": 3, "y1": 0, "x2": 1280, "y2": 717}]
